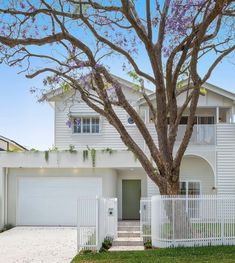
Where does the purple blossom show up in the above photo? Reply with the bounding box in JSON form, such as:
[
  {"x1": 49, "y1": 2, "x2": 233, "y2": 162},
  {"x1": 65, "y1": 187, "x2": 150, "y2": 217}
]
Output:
[
  {"x1": 20, "y1": 2, "x2": 25, "y2": 9},
  {"x1": 74, "y1": 118, "x2": 81, "y2": 125},
  {"x1": 66, "y1": 120, "x2": 72, "y2": 128},
  {"x1": 95, "y1": 63, "x2": 103, "y2": 69}
]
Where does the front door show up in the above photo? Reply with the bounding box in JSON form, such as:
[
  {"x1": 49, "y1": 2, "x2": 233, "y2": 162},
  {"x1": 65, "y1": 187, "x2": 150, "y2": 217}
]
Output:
[{"x1": 122, "y1": 180, "x2": 141, "y2": 220}]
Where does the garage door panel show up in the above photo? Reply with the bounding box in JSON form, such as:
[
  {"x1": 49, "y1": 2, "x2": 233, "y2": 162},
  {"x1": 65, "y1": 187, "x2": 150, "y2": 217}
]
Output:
[{"x1": 17, "y1": 177, "x2": 102, "y2": 226}]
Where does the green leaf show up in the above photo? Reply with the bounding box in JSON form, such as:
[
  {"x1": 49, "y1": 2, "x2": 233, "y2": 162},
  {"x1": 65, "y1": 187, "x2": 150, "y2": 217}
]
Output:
[
  {"x1": 61, "y1": 83, "x2": 71, "y2": 93},
  {"x1": 200, "y1": 87, "x2": 208, "y2": 95},
  {"x1": 128, "y1": 71, "x2": 140, "y2": 81}
]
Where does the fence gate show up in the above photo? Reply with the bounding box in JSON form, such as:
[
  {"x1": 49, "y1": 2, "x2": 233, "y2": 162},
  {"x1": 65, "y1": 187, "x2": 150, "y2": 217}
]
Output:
[
  {"x1": 140, "y1": 198, "x2": 151, "y2": 242},
  {"x1": 77, "y1": 197, "x2": 117, "y2": 252}
]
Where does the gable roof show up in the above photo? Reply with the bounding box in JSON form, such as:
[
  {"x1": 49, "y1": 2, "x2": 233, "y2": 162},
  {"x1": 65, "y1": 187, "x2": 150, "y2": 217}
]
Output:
[
  {"x1": 0, "y1": 135, "x2": 27, "y2": 151},
  {"x1": 41, "y1": 74, "x2": 152, "y2": 102},
  {"x1": 137, "y1": 80, "x2": 235, "y2": 105},
  {"x1": 199, "y1": 82, "x2": 235, "y2": 101}
]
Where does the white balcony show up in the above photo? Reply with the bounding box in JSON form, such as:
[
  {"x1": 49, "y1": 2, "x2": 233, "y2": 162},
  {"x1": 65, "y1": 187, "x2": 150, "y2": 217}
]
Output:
[
  {"x1": 146, "y1": 124, "x2": 216, "y2": 146},
  {"x1": 176, "y1": 125, "x2": 216, "y2": 145}
]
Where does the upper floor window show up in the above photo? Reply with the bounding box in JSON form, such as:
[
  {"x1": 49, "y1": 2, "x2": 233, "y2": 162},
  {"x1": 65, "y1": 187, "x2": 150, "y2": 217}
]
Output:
[
  {"x1": 73, "y1": 116, "x2": 100, "y2": 134},
  {"x1": 173, "y1": 116, "x2": 215, "y2": 125},
  {"x1": 149, "y1": 111, "x2": 215, "y2": 125}
]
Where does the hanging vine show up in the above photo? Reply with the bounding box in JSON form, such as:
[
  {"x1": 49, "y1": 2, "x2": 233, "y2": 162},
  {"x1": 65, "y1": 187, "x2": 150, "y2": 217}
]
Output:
[
  {"x1": 68, "y1": 144, "x2": 77, "y2": 154},
  {"x1": 44, "y1": 150, "x2": 49, "y2": 162},
  {"x1": 90, "y1": 148, "x2": 96, "y2": 168},
  {"x1": 83, "y1": 149, "x2": 89, "y2": 162},
  {"x1": 101, "y1": 148, "x2": 116, "y2": 155},
  {"x1": 82, "y1": 146, "x2": 97, "y2": 167}
]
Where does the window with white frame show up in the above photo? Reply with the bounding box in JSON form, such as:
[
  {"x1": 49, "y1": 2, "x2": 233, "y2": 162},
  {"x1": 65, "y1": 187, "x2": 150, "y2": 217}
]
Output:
[
  {"x1": 180, "y1": 181, "x2": 201, "y2": 196},
  {"x1": 73, "y1": 116, "x2": 100, "y2": 134}
]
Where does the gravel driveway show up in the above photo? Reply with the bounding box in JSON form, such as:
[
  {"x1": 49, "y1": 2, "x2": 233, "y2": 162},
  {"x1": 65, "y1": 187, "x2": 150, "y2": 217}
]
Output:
[{"x1": 0, "y1": 227, "x2": 77, "y2": 263}]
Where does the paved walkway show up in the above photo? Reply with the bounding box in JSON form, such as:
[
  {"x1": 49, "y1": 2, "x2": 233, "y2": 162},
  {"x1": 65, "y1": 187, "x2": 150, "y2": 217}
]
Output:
[{"x1": 0, "y1": 227, "x2": 77, "y2": 263}]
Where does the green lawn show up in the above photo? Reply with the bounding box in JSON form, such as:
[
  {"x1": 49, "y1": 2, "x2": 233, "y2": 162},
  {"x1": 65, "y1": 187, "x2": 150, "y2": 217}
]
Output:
[{"x1": 71, "y1": 246, "x2": 235, "y2": 263}]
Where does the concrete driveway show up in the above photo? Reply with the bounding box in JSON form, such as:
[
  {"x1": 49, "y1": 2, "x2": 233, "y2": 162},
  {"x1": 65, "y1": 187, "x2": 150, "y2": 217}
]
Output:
[{"x1": 0, "y1": 227, "x2": 77, "y2": 263}]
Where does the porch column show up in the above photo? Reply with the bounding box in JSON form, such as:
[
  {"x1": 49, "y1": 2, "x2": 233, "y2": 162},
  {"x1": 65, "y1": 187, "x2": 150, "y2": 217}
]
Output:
[
  {"x1": 231, "y1": 106, "x2": 235, "y2": 123},
  {"x1": 0, "y1": 167, "x2": 5, "y2": 228},
  {"x1": 216, "y1": 106, "x2": 220, "y2": 124}
]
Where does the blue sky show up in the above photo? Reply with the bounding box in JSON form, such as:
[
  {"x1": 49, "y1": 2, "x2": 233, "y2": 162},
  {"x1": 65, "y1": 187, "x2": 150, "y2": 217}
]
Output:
[{"x1": 0, "y1": 65, "x2": 54, "y2": 150}]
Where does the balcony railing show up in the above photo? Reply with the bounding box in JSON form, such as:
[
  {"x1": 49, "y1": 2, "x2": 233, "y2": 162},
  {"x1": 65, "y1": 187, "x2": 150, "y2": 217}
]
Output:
[{"x1": 176, "y1": 124, "x2": 216, "y2": 145}]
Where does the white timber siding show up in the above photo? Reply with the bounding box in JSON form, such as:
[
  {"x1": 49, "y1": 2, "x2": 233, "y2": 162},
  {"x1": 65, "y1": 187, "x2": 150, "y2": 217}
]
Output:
[
  {"x1": 53, "y1": 82, "x2": 235, "y2": 152},
  {"x1": 216, "y1": 124, "x2": 235, "y2": 195},
  {"x1": 54, "y1": 90, "x2": 143, "y2": 150}
]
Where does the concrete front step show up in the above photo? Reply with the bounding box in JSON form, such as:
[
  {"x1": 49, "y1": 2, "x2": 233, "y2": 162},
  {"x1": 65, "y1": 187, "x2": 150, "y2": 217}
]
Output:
[
  {"x1": 118, "y1": 220, "x2": 140, "y2": 226},
  {"x1": 118, "y1": 226, "x2": 140, "y2": 232},
  {"x1": 109, "y1": 246, "x2": 144, "y2": 251},
  {"x1": 112, "y1": 237, "x2": 143, "y2": 246},
  {"x1": 118, "y1": 231, "x2": 140, "y2": 238}
]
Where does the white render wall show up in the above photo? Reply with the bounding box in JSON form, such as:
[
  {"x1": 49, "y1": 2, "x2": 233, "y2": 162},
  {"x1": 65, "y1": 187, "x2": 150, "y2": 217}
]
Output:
[{"x1": 7, "y1": 168, "x2": 117, "y2": 225}]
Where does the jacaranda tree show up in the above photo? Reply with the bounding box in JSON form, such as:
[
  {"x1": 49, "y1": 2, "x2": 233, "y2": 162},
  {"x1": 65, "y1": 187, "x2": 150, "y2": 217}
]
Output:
[{"x1": 0, "y1": 0, "x2": 234, "y2": 195}]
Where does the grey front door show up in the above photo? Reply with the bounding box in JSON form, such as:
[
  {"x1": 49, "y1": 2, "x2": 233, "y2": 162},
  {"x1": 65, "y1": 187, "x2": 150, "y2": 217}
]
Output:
[{"x1": 122, "y1": 180, "x2": 141, "y2": 220}]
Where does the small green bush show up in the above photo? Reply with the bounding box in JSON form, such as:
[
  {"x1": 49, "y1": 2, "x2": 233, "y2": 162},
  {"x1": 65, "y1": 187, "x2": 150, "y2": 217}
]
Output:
[
  {"x1": 99, "y1": 237, "x2": 113, "y2": 252},
  {"x1": 144, "y1": 240, "x2": 152, "y2": 249},
  {"x1": 102, "y1": 239, "x2": 112, "y2": 250}
]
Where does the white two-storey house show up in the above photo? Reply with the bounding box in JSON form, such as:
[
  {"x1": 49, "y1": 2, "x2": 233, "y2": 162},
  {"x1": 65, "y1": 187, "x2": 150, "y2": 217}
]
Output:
[{"x1": 0, "y1": 76, "x2": 235, "y2": 227}]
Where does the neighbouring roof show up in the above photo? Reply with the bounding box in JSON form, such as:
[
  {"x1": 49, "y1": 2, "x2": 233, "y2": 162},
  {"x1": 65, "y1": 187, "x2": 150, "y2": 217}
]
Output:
[
  {"x1": 0, "y1": 135, "x2": 27, "y2": 151},
  {"x1": 137, "y1": 80, "x2": 235, "y2": 105},
  {"x1": 41, "y1": 74, "x2": 152, "y2": 102}
]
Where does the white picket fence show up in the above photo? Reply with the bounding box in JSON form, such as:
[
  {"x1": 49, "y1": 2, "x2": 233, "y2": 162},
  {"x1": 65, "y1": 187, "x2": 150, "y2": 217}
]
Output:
[
  {"x1": 140, "y1": 198, "x2": 151, "y2": 242},
  {"x1": 151, "y1": 195, "x2": 235, "y2": 248},
  {"x1": 77, "y1": 197, "x2": 118, "y2": 251}
]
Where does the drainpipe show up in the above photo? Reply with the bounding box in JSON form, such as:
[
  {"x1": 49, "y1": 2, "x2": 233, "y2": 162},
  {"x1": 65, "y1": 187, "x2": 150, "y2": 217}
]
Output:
[
  {"x1": 0, "y1": 168, "x2": 5, "y2": 228},
  {"x1": 216, "y1": 106, "x2": 219, "y2": 124},
  {"x1": 5, "y1": 168, "x2": 8, "y2": 225},
  {"x1": 231, "y1": 106, "x2": 234, "y2": 123}
]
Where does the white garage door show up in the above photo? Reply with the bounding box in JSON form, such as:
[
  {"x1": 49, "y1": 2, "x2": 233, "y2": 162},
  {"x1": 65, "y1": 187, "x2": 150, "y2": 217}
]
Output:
[{"x1": 17, "y1": 177, "x2": 102, "y2": 226}]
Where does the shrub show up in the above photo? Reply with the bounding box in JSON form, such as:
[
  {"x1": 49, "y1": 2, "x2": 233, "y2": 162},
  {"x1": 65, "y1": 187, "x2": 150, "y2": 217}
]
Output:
[
  {"x1": 99, "y1": 237, "x2": 113, "y2": 252},
  {"x1": 144, "y1": 240, "x2": 152, "y2": 249}
]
